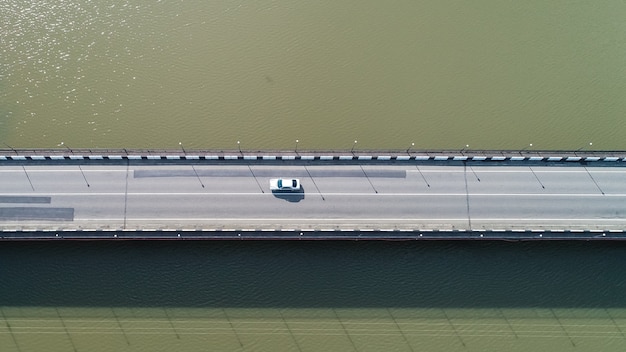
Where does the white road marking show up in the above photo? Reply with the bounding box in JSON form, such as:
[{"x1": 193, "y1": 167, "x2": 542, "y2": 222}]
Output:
[
  {"x1": 407, "y1": 169, "x2": 626, "y2": 173},
  {"x1": 64, "y1": 217, "x2": 626, "y2": 221},
  {"x1": 0, "y1": 169, "x2": 129, "y2": 173},
  {"x1": 0, "y1": 192, "x2": 625, "y2": 197},
  {"x1": 0, "y1": 167, "x2": 624, "y2": 174}
]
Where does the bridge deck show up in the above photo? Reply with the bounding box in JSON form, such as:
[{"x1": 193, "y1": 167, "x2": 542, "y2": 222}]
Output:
[{"x1": 0, "y1": 161, "x2": 625, "y2": 240}]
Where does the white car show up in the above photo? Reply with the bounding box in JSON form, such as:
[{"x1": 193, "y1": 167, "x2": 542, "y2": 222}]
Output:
[{"x1": 269, "y1": 178, "x2": 301, "y2": 191}]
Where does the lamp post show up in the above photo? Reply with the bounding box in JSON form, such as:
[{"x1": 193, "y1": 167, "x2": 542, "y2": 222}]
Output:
[
  {"x1": 3, "y1": 143, "x2": 18, "y2": 155},
  {"x1": 59, "y1": 142, "x2": 72, "y2": 153},
  {"x1": 351, "y1": 140, "x2": 358, "y2": 153},
  {"x1": 460, "y1": 144, "x2": 469, "y2": 155},
  {"x1": 295, "y1": 139, "x2": 299, "y2": 153},
  {"x1": 179, "y1": 142, "x2": 186, "y2": 155},
  {"x1": 407, "y1": 142, "x2": 414, "y2": 154},
  {"x1": 575, "y1": 142, "x2": 593, "y2": 157},
  {"x1": 237, "y1": 140, "x2": 241, "y2": 154},
  {"x1": 577, "y1": 142, "x2": 592, "y2": 152},
  {"x1": 519, "y1": 143, "x2": 533, "y2": 155}
]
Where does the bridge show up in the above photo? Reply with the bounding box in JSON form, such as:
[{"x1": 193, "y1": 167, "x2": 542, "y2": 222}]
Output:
[{"x1": 0, "y1": 150, "x2": 625, "y2": 240}]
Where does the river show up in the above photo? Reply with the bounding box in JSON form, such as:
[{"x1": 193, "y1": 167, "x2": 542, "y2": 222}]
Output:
[
  {"x1": 2, "y1": 241, "x2": 626, "y2": 351},
  {"x1": 1, "y1": 0, "x2": 625, "y2": 150}
]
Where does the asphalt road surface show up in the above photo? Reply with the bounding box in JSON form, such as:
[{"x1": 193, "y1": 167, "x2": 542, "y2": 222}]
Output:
[{"x1": 0, "y1": 163, "x2": 625, "y2": 231}]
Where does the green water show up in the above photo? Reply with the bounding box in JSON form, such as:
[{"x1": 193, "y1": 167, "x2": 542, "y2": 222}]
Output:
[
  {"x1": 2, "y1": 241, "x2": 626, "y2": 351},
  {"x1": 1, "y1": 0, "x2": 626, "y2": 150}
]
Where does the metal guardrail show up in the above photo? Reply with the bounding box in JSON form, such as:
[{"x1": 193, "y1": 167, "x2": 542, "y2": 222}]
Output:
[
  {"x1": 0, "y1": 148, "x2": 625, "y2": 163},
  {"x1": 1, "y1": 228, "x2": 625, "y2": 241}
]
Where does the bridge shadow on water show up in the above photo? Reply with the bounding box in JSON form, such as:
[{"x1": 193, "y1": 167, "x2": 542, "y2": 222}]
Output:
[{"x1": 1, "y1": 240, "x2": 626, "y2": 309}]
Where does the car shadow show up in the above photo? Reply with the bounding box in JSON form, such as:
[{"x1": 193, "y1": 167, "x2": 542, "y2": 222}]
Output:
[{"x1": 271, "y1": 186, "x2": 305, "y2": 202}]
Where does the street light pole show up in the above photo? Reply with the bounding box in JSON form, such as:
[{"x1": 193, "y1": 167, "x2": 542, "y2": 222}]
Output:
[
  {"x1": 179, "y1": 142, "x2": 186, "y2": 155},
  {"x1": 295, "y1": 139, "x2": 299, "y2": 154},
  {"x1": 575, "y1": 142, "x2": 593, "y2": 157},
  {"x1": 519, "y1": 143, "x2": 533, "y2": 156},
  {"x1": 237, "y1": 140, "x2": 241, "y2": 154},
  {"x1": 3, "y1": 143, "x2": 18, "y2": 155},
  {"x1": 407, "y1": 142, "x2": 414, "y2": 154},
  {"x1": 351, "y1": 140, "x2": 357, "y2": 153},
  {"x1": 577, "y1": 142, "x2": 592, "y2": 152},
  {"x1": 60, "y1": 142, "x2": 72, "y2": 153}
]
